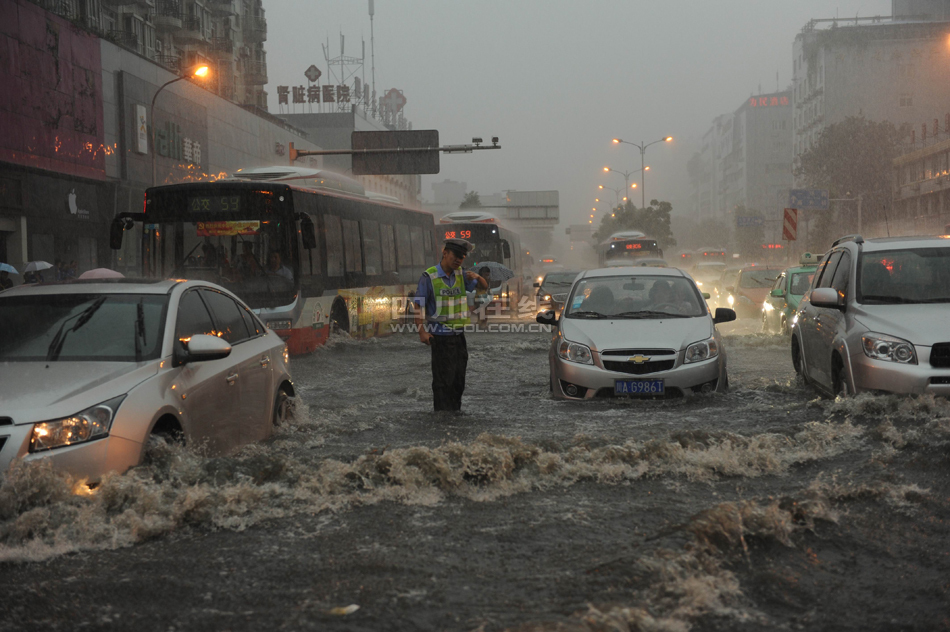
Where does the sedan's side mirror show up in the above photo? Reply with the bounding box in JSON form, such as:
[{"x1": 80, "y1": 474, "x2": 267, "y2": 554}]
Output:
[
  {"x1": 701, "y1": 292, "x2": 711, "y2": 299},
  {"x1": 535, "y1": 310, "x2": 556, "y2": 326},
  {"x1": 810, "y1": 287, "x2": 843, "y2": 309},
  {"x1": 175, "y1": 334, "x2": 232, "y2": 366},
  {"x1": 533, "y1": 282, "x2": 541, "y2": 288},
  {"x1": 770, "y1": 288, "x2": 786, "y2": 297},
  {"x1": 713, "y1": 307, "x2": 736, "y2": 324}
]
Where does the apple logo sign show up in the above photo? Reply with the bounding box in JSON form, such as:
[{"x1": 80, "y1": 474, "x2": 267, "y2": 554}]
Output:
[{"x1": 68, "y1": 189, "x2": 78, "y2": 214}]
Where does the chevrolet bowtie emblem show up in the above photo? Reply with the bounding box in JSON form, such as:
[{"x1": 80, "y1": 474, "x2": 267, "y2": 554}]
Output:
[{"x1": 628, "y1": 355, "x2": 651, "y2": 364}]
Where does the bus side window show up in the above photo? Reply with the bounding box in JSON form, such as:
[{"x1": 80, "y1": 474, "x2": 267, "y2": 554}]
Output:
[
  {"x1": 342, "y1": 219, "x2": 363, "y2": 274},
  {"x1": 395, "y1": 224, "x2": 412, "y2": 282},
  {"x1": 361, "y1": 219, "x2": 382, "y2": 276},
  {"x1": 423, "y1": 228, "x2": 434, "y2": 261},
  {"x1": 325, "y1": 214, "x2": 344, "y2": 277},
  {"x1": 299, "y1": 213, "x2": 321, "y2": 277},
  {"x1": 410, "y1": 226, "x2": 426, "y2": 279},
  {"x1": 380, "y1": 224, "x2": 396, "y2": 273}
]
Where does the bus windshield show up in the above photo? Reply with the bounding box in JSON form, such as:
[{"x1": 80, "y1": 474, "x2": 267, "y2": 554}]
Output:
[
  {"x1": 142, "y1": 186, "x2": 297, "y2": 309},
  {"x1": 441, "y1": 223, "x2": 504, "y2": 264}
]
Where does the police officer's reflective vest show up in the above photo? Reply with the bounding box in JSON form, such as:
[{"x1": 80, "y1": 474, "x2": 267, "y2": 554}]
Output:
[{"x1": 425, "y1": 266, "x2": 470, "y2": 330}]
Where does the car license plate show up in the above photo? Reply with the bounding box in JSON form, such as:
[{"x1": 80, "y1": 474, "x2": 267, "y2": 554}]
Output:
[{"x1": 614, "y1": 379, "x2": 665, "y2": 395}]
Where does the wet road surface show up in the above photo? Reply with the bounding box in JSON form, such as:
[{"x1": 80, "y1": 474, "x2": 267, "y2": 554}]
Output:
[{"x1": 2, "y1": 322, "x2": 949, "y2": 631}]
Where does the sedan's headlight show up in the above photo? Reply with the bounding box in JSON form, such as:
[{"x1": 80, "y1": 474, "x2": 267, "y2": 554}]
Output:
[
  {"x1": 542, "y1": 294, "x2": 552, "y2": 301},
  {"x1": 685, "y1": 337, "x2": 720, "y2": 364},
  {"x1": 30, "y1": 395, "x2": 127, "y2": 452},
  {"x1": 862, "y1": 333, "x2": 917, "y2": 364},
  {"x1": 557, "y1": 339, "x2": 593, "y2": 365}
]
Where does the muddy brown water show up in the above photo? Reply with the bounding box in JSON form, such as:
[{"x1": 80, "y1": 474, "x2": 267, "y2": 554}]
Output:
[{"x1": 2, "y1": 323, "x2": 949, "y2": 631}]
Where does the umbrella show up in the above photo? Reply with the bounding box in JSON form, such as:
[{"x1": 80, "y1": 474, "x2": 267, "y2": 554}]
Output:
[
  {"x1": 0, "y1": 263, "x2": 17, "y2": 275},
  {"x1": 24, "y1": 261, "x2": 53, "y2": 273},
  {"x1": 472, "y1": 261, "x2": 515, "y2": 283},
  {"x1": 78, "y1": 268, "x2": 125, "y2": 280}
]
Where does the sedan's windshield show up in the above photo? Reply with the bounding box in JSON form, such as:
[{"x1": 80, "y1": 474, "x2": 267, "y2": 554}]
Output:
[
  {"x1": 789, "y1": 271, "x2": 815, "y2": 295},
  {"x1": 0, "y1": 293, "x2": 167, "y2": 362},
  {"x1": 739, "y1": 270, "x2": 779, "y2": 288},
  {"x1": 858, "y1": 247, "x2": 950, "y2": 304},
  {"x1": 566, "y1": 275, "x2": 705, "y2": 318}
]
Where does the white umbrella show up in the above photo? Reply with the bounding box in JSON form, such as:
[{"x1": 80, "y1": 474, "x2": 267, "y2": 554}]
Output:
[
  {"x1": 0, "y1": 263, "x2": 17, "y2": 275},
  {"x1": 24, "y1": 261, "x2": 53, "y2": 273},
  {"x1": 472, "y1": 261, "x2": 515, "y2": 283},
  {"x1": 78, "y1": 268, "x2": 125, "y2": 280}
]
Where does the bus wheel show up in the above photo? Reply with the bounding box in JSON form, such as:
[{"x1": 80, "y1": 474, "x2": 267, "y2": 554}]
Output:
[{"x1": 330, "y1": 300, "x2": 349, "y2": 334}]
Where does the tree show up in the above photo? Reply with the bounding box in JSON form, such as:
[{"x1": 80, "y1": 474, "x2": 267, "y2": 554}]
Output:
[
  {"x1": 459, "y1": 191, "x2": 481, "y2": 209},
  {"x1": 593, "y1": 200, "x2": 676, "y2": 249},
  {"x1": 795, "y1": 115, "x2": 904, "y2": 249}
]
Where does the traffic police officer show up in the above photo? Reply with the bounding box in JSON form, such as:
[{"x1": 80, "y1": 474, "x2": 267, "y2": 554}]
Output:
[{"x1": 414, "y1": 238, "x2": 488, "y2": 411}]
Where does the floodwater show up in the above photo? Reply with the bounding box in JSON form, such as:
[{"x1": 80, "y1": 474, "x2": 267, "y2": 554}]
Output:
[{"x1": 2, "y1": 323, "x2": 949, "y2": 631}]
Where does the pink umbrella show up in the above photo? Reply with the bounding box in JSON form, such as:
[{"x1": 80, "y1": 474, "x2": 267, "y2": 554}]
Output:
[{"x1": 78, "y1": 268, "x2": 125, "y2": 280}]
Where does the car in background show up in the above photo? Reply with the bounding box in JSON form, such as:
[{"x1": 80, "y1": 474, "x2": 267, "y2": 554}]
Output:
[
  {"x1": 535, "y1": 270, "x2": 581, "y2": 315},
  {"x1": 723, "y1": 265, "x2": 782, "y2": 318},
  {"x1": 761, "y1": 253, "x2": 821, "y2": 334},
  {"x1": 712, "y1": 266, "x2": 743, "y2": 309},
  {"x1": 792, "y1": 234, "x2": 950, "y2": 397},
  {"x1": 536, "y1": 267, "x2": 736, "y2": 400},
  {"x1": 0, "y1": 279, "x2": 295, "y2": 480}
]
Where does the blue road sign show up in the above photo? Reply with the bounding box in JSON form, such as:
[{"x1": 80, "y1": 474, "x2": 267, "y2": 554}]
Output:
[
  {"x1": 788, "y1": 189, "x2": 829, "y2": 210},
  {"x1": 737, "y1": 216, "x2": 764, "y2": 228}
]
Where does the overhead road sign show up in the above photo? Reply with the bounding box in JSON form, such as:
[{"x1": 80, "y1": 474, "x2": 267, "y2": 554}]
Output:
[
  {"x1": 288, "y1": 133, "x2": 500, "y2": 175},
  {"x1": 788, "y1": 189, "x2": 829, "y2": 211},
  {"x1": 736, "y1": 216, "x2": 764, "y2": 228}
]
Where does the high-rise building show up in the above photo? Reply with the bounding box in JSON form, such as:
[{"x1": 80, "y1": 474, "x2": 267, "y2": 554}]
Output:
[
  {"x1": 792, "y1": 16, "x2": 950, "y2": 171},
  {"x1": 28, "y1": 0, "x2": 269, "y2": 109}
]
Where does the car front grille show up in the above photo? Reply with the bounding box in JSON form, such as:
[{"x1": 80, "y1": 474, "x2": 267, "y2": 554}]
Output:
[
  {"x1": 603, "y1": 359, "x2": 676, "y2": 375},
  {"x1": 931, "y1": 376, "x2": 950, "y2": 385},
  {"x1": 0, "y1": 417, "x2": 12, "y2": 426},
  {"x1": 552, "y1": 293, "x2": 568, "y2": 302},
  {"x1": 931, "y1": 343, "x2": 950, "y2": 368},
  {"x1": 601, "y1": 349, "x2": 676, "y2": 357}
]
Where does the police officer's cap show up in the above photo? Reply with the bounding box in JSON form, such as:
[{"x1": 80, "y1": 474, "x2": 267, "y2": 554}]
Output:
[{"x1": 444, "y1": 238, "x2": 474, "y2": 257}]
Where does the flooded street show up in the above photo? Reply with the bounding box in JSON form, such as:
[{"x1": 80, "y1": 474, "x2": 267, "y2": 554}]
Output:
[{"x1": 2, "y1": 324, "x2": 950, "y2": 631}]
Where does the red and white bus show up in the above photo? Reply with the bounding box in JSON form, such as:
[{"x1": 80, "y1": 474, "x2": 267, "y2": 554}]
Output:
[
  {"x1": 111, "y1": 167, "x2": 437, "y2": 354},
  {"x1": 597, "y1": 231, "x2": 663, "y2": 267}
]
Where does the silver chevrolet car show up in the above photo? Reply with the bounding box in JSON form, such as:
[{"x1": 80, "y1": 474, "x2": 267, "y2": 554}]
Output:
[
  {"x1": 792, "y1": 234, "x2": 950, "y2": 397},
  {"x1": 536, "y1": 268, "x2": 736, "y2": 399},
  {"x1": 0, "y1": 279, "x2": 295, "y2": 480}
]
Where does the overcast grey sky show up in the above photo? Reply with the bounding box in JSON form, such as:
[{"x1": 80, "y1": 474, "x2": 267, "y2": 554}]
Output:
[{"x1": 264, "y1": 1, "x2": 888, "y2": 226}]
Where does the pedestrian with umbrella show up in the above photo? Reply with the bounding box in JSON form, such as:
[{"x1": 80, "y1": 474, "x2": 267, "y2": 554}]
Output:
[
  {"x1": 413, "y1": 238, "x2": 488, "y2": 412},
  {"x1": 0, "y1": 263, "x2": 16, "y2": 290}
]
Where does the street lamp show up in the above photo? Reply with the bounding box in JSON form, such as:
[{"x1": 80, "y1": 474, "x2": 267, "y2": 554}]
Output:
[
  {"x1": 612, "y1": 135, "x2": 672, "y2": 208},
  {"x1": 599, "y1": 184, "x2": 625, "y2": 207},
  {"x1": 151, "y1": 64, "x2": 210, "y2": 186},
  {"x1": 603, "y1": 165, "x2": 649, "y2": 206}
]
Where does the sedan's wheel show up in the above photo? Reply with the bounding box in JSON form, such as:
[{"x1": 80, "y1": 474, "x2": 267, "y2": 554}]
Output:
[
  {"x1": 832, "y1": 358, "x2": 850, "y2": 398},
  {"x1": 273, "y1": 388, "x2": 296, "y2": 426}
]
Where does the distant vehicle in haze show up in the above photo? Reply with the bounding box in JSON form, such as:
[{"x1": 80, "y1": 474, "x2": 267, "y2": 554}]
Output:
[
  {"x1": 597, "y1": 231, "x2": 663, "y2": 267},
  {"x1": 724, "y1": 265, "x2": 783, "y2": 318},
  {"x1": 534, "y1": 270, "x2": 581, "y2": 315},
  {"x1": 761, "y1": 253, "x2": 821, "y2": 335},
  {"x1": 439, "y1": 211, "x2": 524, "y2": 308}
]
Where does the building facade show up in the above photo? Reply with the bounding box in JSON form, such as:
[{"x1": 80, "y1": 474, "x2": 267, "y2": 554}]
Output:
[
  {"x1": 1, "y1": 0, "x2": 321, "y2": 275},
  {"x1": 688, "y1": 92, "x2": 793, "y2": 224},
  {"x1": 28, "y1": 0, "x2": 269, "y2": 109},
  {"x1": 792, "y1": 17, "x2": 950, "y2": 168}
]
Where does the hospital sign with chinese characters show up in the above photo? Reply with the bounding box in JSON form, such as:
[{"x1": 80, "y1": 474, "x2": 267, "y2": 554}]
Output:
[
  {"x1": 748, "y1": 95, "x2": 790, "y2": 108},
  {"x1": 278, "y1": 85, "x2": 352, "y2": 106}
]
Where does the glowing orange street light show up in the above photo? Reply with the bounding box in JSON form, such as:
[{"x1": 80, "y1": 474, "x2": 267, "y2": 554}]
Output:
[
  {"x1": 611, "y1": 135, "x2": 672, "y2": 206},
  {"x1": 151, "y1": 64, "x2": 210, "y2": 185}
]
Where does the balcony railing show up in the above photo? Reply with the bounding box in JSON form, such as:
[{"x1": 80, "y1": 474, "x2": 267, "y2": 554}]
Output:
[
  {"x1": 244, "y1": 60, "x2": 267, "y2": 84},
  {"x1": 106, "y1": 29, "x2": 139, "y2": 51},
  {"x1": 211, "y1": 37, "x2": 234, "y2": 53},
  {"x1": 243, "y1": 16, "x2": 267, "y2": 42},
  {"x1": 154, "y1": 54, "x2": 180, "y2": 71}
]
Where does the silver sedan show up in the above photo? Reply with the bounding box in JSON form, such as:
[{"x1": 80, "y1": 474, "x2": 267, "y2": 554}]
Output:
[
  {"x1": 537, "y1": 268, "x2": 736, "y2": 399},
  {"x1": 0, "y1": 279, "x2": 295, "y2": 480}
]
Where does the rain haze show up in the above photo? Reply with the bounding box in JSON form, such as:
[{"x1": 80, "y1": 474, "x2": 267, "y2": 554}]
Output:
[
  {"x1": 6, "y1": 0, "x2": 950, "y2": 630},
  {"x1": 266, "y1": 1, "x2": 887, "y2": 227}
]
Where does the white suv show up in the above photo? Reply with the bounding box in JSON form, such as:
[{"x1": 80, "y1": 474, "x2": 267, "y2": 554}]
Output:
[{"x1": 791, "y1": 235, "x2": 950, "y2": 396}]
